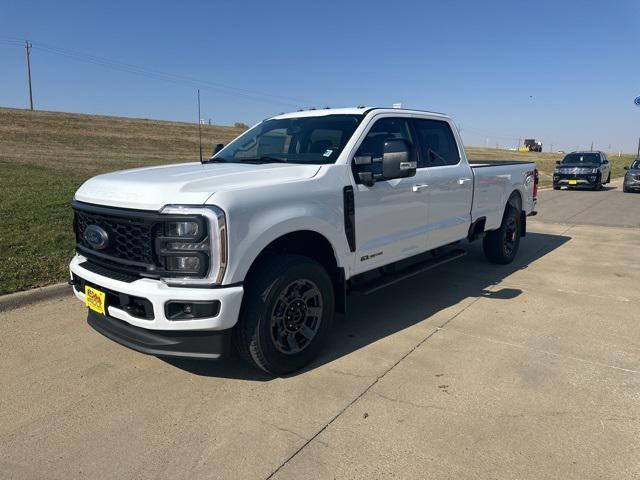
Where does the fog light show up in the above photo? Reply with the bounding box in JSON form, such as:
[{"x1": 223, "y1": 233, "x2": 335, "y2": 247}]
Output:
[
  {"x1": 165, "y1": 300, "x2": 221, "y2": 320},
  {"x1": 166, "y1": 256, "x2": 201, "y2": 272},
  {"x1": 166, "y1": 221, "x2": 199, "y2": 237}
]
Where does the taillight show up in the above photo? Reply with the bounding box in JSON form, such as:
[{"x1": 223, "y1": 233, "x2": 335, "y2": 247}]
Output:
[{"x1": 533, "y1": 169, "x2": 539, "y2": 198}]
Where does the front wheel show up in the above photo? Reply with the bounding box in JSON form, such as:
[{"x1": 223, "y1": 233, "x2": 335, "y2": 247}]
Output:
[
  {"x1": 234, "y1": 254, "x2": 334, "y2": 375},
  {"x1": 483, "y1": 205, "x2": 521, "y2": 264}
]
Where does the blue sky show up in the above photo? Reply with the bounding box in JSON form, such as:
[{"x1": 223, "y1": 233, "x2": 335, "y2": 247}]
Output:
[{"x1": 1, "y1": 0, "x2": 639, "y2": 152}]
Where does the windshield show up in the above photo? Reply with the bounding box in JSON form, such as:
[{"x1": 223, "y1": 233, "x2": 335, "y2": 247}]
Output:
[
  {"x1": 561, "y1": 153, "x2": 600, "y2": 165},
  {"x1": 211, "y1": 114, "x2": 363, "y2": 165},
  {"x1": 630, "y1": 160, "x2": 640, "y2": 170}
]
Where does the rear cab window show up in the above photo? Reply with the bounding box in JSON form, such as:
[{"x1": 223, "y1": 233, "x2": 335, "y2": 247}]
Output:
[{"x1": 412, "y1": 118, "x2": 460, "y2": 168}]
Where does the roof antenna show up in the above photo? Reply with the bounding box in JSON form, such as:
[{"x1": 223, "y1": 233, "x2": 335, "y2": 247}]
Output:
[{"x1": 197, "y1": 89, "x2": 203, "y2": 164}]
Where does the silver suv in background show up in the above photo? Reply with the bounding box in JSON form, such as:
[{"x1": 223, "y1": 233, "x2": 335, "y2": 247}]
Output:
[
  {"x1": 623, "y1": 158, "x2": 640, "y2": 193},
  {"x1": 553, "y1": 151, "x2": 611, "y2": 190}
]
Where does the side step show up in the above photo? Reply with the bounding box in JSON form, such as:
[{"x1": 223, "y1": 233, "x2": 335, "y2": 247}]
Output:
[{"x1": 350, "y1": 249, "x2": 467, "y2": 296}]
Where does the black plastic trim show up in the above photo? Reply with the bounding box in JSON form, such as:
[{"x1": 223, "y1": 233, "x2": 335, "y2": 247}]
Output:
[
  {"x1": 87, "y1": 310, "x2": 231, "y2": 359},
  {"x1": 350, "y1": 249, "x2": 467, "y2": 296},
  {"x1": 343, "y1": 186, "x2": 356, "y2": 252}
]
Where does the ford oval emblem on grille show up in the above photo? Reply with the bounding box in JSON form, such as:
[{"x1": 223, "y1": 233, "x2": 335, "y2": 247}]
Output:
[{"x1": 84, "y1": 225, "x2": 109, "y2": 250}]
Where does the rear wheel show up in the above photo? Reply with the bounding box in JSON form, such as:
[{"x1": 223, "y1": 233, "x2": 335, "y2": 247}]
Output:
[
  {"x1": 483, "y1": 205, "x2": 521, "y2": 264},
  {"x1": 553, "y1": 184, "x2": 560, "y2": 190},
  {"x1": 234, "y1": 254, "x2": 334, "y2": 375}
]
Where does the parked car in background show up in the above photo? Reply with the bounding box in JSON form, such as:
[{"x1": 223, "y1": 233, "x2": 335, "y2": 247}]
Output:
[
  {"x1": 623, "y1": 159, "x2": 640, "y2": 193},
  {"x1": 553, "y1": 151, "x2": 611, "y2": 190}
]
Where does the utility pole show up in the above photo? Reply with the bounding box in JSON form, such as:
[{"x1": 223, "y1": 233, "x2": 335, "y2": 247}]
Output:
[
  {"x1": 590, "y1": 141, "x2": 593, "y2": 152},
  {"x1": 25, "y1": 40, "x2": 33, "y2": 111},
  {"x1": 636, "y1": 136, "x2": 640, "y2": 159},
  {"x1": 197, "y1": 89, "x2": 203, "y2": 163},
  {"x1": 517, "y1": 137, "x2": 522, "y2": 150}
]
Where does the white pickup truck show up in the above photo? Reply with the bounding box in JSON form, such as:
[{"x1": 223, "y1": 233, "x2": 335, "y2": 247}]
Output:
[{"x1": 70, "y1": 107, "x2": 538, "y2": 374}]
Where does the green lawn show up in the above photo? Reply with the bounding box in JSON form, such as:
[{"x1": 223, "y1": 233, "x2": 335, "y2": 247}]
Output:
[{"x1": 0, "y1": 107, "x2": 635, "y2": 294}]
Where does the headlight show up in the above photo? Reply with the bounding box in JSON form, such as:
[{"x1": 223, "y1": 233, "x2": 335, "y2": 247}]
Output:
[
  {"x1": 592, "y1": 168, "x2": 599, "y2": 173},
  {"x1": 166, "y1": 221, "x2": 199, "y2": 237},
  {"x1": 159, "y1": 205, "x2": 227, "y2": 286},
  {"x1": 166, "y1": 256, "x2": 202, "y2": 273}
]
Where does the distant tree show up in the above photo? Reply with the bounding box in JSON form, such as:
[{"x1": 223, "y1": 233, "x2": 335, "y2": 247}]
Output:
[{"x1": 234, "y1": 122, "x2": 249, "y2": 130}]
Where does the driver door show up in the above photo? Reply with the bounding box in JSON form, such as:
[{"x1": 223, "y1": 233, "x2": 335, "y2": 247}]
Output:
[{"x1": 351, "y1": 117, "x2": 430, "y2": 275}]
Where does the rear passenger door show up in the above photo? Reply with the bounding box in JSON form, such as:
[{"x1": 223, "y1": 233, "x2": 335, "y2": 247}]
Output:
[{"x1": 412, "y1": 118, "x2": 473, "y2": 250}]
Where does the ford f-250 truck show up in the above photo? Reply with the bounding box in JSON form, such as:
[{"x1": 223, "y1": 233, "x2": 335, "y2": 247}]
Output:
[{"x1": 69, "y1": 107, "x2": 538, "y2": 374}]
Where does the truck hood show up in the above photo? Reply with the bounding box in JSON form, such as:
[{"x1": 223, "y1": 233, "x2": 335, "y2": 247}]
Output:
[{"x1": 74, "y1": 162, "x2": 321, "y2": 210}]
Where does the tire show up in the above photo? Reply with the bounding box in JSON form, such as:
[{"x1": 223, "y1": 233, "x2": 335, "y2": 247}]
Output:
[
  {"x1": 483, "y1": 205, "x2": 521, "y2": 264},
  {"x1": 553, "y1": 185, "x2": 560, "y2": 190},
  {"x1": 234, "y1": 254, "x2": 334, "y2": 375},
  {"x1": 606, "y1": 173, "x2": 611, "y2": 184},
  {"x1": 623, "y1": 184, "x2": 629, "y2": 193},
  {"x1": 595, "y1": 174, "x2": 603, "y2": 190}
]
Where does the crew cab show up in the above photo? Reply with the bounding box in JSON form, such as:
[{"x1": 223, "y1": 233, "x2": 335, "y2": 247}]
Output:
[
  {"x1": 69, "y1": 107, "x2": 538, "y2": 374},
  {"x1": 553, "y1": 151, "x2": 611, "y2": 190}
]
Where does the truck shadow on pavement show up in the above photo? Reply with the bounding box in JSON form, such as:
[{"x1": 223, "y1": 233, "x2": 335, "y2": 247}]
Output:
[{"x1": 165, "y1": 231, "x2": 570, "y2": 380}]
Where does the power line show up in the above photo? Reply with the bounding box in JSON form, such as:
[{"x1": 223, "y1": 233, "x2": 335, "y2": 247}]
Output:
[{"x1": 0, "y1": 36, "x2": 324, "y2": 108}]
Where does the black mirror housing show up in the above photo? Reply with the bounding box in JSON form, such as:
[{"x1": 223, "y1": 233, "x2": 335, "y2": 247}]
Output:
[
  {"x1": 624, "y1": 166, "x2": 629, "y2": 170},
  {"x1": 213, "y1": 143, "x2": 224, "y2": 155},
  {"x1": 555, "y1": 161, "x2": 561, "y2": 165},
  {"x1": 382, "y1": 138, "x2": 416, "y2": 180}
]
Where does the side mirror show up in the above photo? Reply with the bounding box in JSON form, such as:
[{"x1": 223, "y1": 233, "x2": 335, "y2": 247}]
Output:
[
  {"x1": 555, "y1": 161, "x2": 561, "y2": 165},
  {"x1": 213, "y1": 143, "x2": 224, "y2": 155},
  {"x1": 624, "y1": 166, "x2": 629, "y2": 170},
  {"x1": 381, "y1": 138, "x2": 416, "y2": 180}
]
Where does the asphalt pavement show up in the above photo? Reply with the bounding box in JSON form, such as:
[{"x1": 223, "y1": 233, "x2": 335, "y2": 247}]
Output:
[{"x1": 1, "y1": 180, "x2": 638, "y2": 480}]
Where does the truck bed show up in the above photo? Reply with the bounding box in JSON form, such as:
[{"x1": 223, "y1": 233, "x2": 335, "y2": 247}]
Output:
[
  {"x1": 469, "y1": 160, "x2": 536, "y2": 231},
  {"x1": 470, "y1": 160, "x2": 535, "y2": 168}
]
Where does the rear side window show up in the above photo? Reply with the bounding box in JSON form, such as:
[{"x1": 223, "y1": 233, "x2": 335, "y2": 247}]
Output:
[{"x1": 413, "y1": 119, "x2": 460, "y2": 167}]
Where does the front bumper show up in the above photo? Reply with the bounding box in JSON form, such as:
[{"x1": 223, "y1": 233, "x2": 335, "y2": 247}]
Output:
[
  {"x1": 87, "y1": 310, "x2": 231, "y2": 359},
  {"x1": 553, "y1": 173, "x2": 600, "y2": 186},
  {"x1": 624, "y1": 177, "x2": 640, "y2": 191},
  {"x1": 70, "y1": 254, "x2": 244, "y2": 331}
]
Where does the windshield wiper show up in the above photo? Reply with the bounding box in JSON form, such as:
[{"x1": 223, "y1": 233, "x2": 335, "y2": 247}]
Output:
[{"x1": 239, "y1": 156, "x2": 288, "y2": 164}]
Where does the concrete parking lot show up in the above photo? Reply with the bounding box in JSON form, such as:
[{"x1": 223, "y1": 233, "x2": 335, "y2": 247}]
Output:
[{"x1": 1, "y1": 180, "x2": 638, "y2": 480}]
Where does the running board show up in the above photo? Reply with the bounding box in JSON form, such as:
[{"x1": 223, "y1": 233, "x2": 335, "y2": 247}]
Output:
[{"x1": 349, "y1": 249, "x2": 467, "y2": 296}]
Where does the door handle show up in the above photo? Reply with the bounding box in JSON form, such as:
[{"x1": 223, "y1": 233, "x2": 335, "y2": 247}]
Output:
[
  {"x1": 412, "y1": 184, "x2": 429, "y2": 192},
  {"x1": 458, "y1": 178, "x2": 472, "y2": 185}
]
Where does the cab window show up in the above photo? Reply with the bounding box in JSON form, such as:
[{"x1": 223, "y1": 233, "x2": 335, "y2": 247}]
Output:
[
  {"x1": 354, "y1": 117, "x2": 413, "y2": 179},
  {"x1": 412, "y1": 119, "x2": 460, "y2": 167},
  {"x1": 356, "y1": 118, "x2": 413, "y2": 159}
]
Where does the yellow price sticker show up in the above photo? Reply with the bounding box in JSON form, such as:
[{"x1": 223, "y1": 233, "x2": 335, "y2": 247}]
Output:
[{"x1": 85, "y1": 285, "x2": 106, "y2": 314}]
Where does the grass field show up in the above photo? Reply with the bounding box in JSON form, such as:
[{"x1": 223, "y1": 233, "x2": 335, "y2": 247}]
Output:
[{"x1": 0, "y1": 107, "x2": 635, "y2": 294}]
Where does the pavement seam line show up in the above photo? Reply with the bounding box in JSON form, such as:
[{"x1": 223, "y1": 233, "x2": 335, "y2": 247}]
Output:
[{"x1": 264, "y1": 295, "x2": 484, "y2": 479}]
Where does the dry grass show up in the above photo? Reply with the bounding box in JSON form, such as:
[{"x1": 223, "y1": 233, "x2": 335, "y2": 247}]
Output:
[{"x1": 0, "y1": 107, "x2": 634, "y2": 293}]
